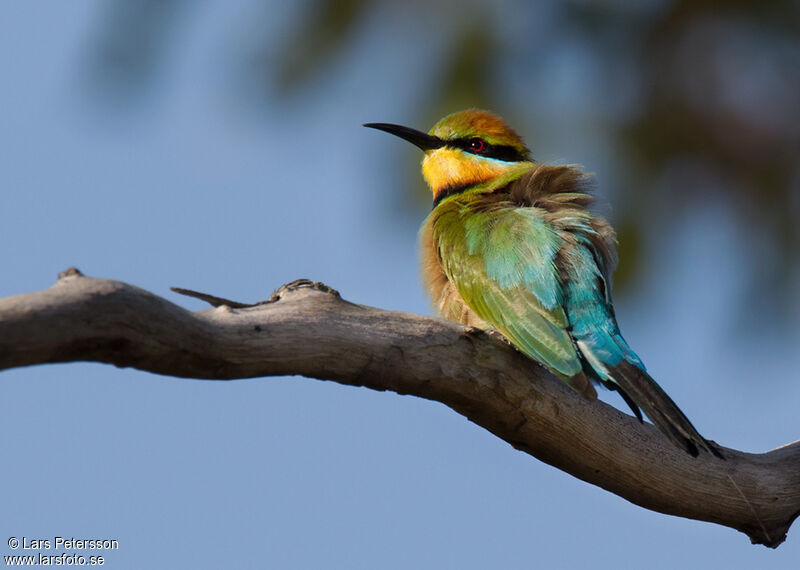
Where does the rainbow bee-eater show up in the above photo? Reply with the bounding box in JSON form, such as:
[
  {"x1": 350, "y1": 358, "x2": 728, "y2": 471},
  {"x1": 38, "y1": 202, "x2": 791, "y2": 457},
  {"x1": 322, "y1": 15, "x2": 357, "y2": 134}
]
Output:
[{"x1": 365, "y1": 109, "x2": 720, "y2": 458}]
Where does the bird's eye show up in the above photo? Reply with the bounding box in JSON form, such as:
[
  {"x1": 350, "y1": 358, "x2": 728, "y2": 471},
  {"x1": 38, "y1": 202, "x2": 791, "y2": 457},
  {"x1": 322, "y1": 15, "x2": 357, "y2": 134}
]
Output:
[{"x1": 469, "y1": 138, "x2": 486, "y2": 153}]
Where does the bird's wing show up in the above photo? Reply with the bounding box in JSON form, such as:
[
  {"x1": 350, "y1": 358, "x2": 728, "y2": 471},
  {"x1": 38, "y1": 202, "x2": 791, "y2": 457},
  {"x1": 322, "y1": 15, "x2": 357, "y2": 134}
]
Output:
[
  {"x1": 435, "y1": 203, "x2": 592, "y2": 395},
  {"x1": 550, "y1": 210, "x2": 645, "y2": 374}
]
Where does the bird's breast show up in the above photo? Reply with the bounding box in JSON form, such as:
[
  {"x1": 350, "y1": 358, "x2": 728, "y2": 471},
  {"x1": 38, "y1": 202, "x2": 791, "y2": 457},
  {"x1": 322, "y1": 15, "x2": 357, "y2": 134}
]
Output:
[{"x1": 418, "y1": 211, "x2": 487, "y2": 327}]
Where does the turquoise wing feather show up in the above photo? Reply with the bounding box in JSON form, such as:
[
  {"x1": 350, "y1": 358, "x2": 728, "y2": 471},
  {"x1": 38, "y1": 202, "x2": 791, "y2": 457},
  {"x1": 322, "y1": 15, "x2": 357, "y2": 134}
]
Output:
[{"x1": 549, "y1": 211, "x2": 644, "y2": 377}]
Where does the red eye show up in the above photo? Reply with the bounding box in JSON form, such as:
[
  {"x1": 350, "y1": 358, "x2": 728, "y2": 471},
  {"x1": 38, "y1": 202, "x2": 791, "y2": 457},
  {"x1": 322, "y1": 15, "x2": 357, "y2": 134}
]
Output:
[{"x1": 469, "y1": 138, "x2": 486, "y2": 153}]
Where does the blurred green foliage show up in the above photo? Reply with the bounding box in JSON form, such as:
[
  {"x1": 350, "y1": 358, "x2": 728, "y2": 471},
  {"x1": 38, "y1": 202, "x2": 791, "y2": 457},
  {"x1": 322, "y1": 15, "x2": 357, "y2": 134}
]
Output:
[
  {"x1": 86, "y1": 0, "x2": 799, "y2": 307},
  {"x1": 86, "y1": 0, "x2": 187, "y2": 103},
  {"x1": 273, "y1": 0, "x2": 369, "y2": 90}
]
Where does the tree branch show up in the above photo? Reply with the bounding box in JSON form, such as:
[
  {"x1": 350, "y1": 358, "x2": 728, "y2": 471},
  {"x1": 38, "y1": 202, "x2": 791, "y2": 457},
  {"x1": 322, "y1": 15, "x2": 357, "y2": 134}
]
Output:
[{"x1": 2, "y1": 268, "x2": 799, "y2": 547}]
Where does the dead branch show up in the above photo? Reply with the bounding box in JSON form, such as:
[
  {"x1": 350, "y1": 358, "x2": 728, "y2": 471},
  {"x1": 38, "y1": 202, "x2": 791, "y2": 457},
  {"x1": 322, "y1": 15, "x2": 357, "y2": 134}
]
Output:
[{"x1": 1, "y1": 268, "x2": 798, "y2": 547}]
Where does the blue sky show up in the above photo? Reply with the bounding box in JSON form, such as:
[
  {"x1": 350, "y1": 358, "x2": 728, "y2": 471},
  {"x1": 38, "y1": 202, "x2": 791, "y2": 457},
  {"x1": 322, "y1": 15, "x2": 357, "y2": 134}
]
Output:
[{"x1": 2, "y1": 2, "x2": 799, "y2": 568}]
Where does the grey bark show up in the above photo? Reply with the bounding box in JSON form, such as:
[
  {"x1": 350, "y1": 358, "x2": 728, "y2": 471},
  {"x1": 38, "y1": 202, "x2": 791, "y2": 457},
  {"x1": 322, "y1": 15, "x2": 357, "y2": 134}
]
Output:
[{"x1": 1, "y1": 268, "x2": 798, "y2": 547}]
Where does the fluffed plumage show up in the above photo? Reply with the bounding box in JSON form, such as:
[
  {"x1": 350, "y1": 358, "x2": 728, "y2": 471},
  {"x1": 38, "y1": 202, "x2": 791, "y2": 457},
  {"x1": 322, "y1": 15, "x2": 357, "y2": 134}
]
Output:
[{"x1": 366, "y1": 109, "x2": 720, "y2": 458}]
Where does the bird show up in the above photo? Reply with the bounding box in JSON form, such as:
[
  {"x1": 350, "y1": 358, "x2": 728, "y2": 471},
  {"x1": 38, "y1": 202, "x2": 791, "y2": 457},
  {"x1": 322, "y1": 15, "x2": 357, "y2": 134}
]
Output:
[{"x1": 364, "y1": 109, "x2": 720, "y2": 458}]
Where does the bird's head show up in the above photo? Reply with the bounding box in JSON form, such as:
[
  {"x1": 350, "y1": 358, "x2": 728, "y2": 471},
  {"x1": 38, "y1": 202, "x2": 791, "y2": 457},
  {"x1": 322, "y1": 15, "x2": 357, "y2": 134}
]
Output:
[{"x1": 365, "y1": 109, "x2": 532, "y2": 203}]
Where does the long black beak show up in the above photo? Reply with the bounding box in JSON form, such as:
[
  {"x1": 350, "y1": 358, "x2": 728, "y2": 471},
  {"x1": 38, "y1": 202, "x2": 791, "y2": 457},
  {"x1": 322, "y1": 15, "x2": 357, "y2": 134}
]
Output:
[{"x1": 363, "y1": 123, "x2": 444, "y2": 151}]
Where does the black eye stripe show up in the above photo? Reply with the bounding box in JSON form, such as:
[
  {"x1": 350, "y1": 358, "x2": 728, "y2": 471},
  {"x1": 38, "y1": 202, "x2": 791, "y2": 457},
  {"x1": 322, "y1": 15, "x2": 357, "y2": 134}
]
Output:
[{"x1": 450, "y1": 138, "x2": 527, "y2": 162}]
